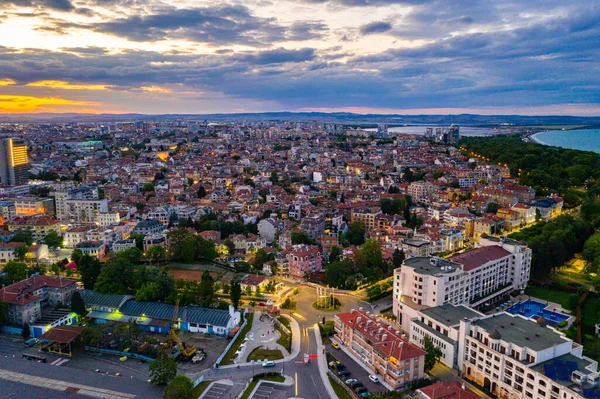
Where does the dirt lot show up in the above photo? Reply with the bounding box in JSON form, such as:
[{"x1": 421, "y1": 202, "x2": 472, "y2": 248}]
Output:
[
  {"x1": 169, "y1": 269, "x2": 222, "y2": 281},
  {"x1": 177, "y1": 332, "x2": 229, "y2": 371}
]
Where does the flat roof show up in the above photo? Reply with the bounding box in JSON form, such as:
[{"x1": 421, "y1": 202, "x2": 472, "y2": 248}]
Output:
[
  {"x1": 421, "y1": 304, "x2": 483, "y2": 326},
  {"x1": 39, "y1": 326, "x2": 83, "y2": 344},
  {"x1": 402, "y1": 257, "x2": 462, "y2": 276},
  {"x1": 472, "y1": 313, "x2": 568, "y2": 352}
]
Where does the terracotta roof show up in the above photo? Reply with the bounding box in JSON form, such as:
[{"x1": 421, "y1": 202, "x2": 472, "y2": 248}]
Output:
[
  {"x1": 336, "y1": 310, "x2": 426, "y2": 361},
  {"x1": 0, "y1": 275, "x2": 76, "y2": 305},
  {"x1": 449, "y1": 246, "x2": 511, "y2": 271},
  {"x1": 418, "y1": 381, "x2": 480, "y2": 399},
  {"x1": 39, "y1": 326, "x2": 83, "y2": 344}
]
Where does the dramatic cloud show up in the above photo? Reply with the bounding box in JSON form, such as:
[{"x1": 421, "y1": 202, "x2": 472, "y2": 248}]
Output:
[
  {"x1": 0, "y1": 0, "x2": 598, "y2": 114},
  {"x1": 359, "y1": 21, "x2": 392, "y2": 35}
]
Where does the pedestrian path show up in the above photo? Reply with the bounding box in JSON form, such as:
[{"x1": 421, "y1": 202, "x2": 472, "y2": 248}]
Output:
[
  {"x1": 0, "y1": 368, "x2": 136, "y2": 399},
  {"x1": 313, "y1": 323, "x2": 337, "y2": 399}
]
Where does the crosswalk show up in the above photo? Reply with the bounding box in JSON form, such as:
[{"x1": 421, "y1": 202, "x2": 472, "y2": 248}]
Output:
[{"x1": 50, "y1": 358, "x2": 70, "y2": 366}]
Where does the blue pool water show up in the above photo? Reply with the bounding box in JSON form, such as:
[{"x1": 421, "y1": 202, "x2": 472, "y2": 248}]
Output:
[{"x1": 506, "y1": 300, "x2": 569, "y2": 326}]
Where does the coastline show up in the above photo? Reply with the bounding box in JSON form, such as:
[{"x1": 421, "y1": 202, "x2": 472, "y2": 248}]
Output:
[{"x1": 528, "y1": 132, "x2": 548, "y2": 145}]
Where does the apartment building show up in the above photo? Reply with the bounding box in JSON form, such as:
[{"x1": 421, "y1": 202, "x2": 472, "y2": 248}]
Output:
[
  {"x1": 132, "y1": 218, "x2": 165, "y2": 235},
  {"x1": 458, "y1": 313, "x2": 600, "y2": 399},
  {"x1": 407, "y1": 182, "x2": 436, "y2": 203},
  {"x1": 14, "y1": 197, "x2": 55, "y2": 217},
  {"x1": 351, "y1": 208, "x2": 379, "y2": 230},
  {"x1": 54, "y1": 185, "x2": 98, "y2": 221},
  {"x1": 64, "y1": 226, "x2": 91, "y2": 248},
  {"x1": 300, "y1": 215, "x2": 325, "y2": 240},
  {"x1": 65, "y1": 198, "x2": 108, "y2": 224},
  {"x1": 393, "y1": 239, "x2": 531, "y2": 332},
  {"x1": 334, "y1": 309, "x2": 426, "y2": 389},
  {"x1": 0, "y1": 276, "x2": 76, "y2": 325},
  {"x1": 6, "y1": 216, "x2": 61, "y2": 241},
  {"x1": 286, "y1": 244, "x2": 322, "y2": 278}
]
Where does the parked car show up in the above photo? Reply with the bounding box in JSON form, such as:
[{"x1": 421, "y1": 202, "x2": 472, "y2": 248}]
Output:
[
  {"x1": 338, "y1": 369, "x2": 351, "y2": 377},
  {"x1": 262, "y1": 360, "x2": 276, "y2": 368},
  {"x1": 258, "y1": 302, "x2": 266, "y2": 306},
  {"x1": 360, "y1": 391, "x2": 371, "y2": 397},
  {"x1": 345, "y1": 378, "x2": 359, "y2": 387},
  {"x1": 355, "y1": 386, "x2": 368, "y2": 394},
  {"x1": 328, "y1": 360, "x2": 340, "y2": 368},
  {"x1": 368, "y1": 375, "x2": 380, "y2": 383},
  {"x1": 331, "y1": 341, "x2": 340, "y2": 349}
]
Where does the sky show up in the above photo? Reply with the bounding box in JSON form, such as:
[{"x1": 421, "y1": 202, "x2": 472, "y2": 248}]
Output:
[{"x1": 0, "y1": 0, "x2": 599, "y2": 115}]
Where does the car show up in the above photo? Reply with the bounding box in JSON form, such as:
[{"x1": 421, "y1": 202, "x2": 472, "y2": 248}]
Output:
[
  {"x1": 262, "y1": 361, "x2": 276, "y2": 368},
  {"x1": 328, "y1": 360, "x2": 341, "y2": 368},
  {"x1": 24, "y1": 338, "x2": 39, "y2": 347},
  {"x1": 355, "y1": 387, "x2": 368, "y2": 394},
  {"x1": 345, "y1": 378, "x2": 359, "y2": 387},
  {"x1": 338, "y1": 369, "x2": 350, "y2": 377},
  {"x1": 258, "y1": 302, "x2": 266, "y2": 306},
  {"x1": 331, "y1": 341, "x2": 340, "y2": 349},
  {"x1": 360, "y1": 391, "x2": 371, "y2": 398},
  {"x1": 368, "y1": 375, "x2": 380, "y2": 383}
]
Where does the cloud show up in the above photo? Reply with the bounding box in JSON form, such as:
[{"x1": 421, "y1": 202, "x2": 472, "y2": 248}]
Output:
[
  {"x1": 0, "y1": 95, "x2": 97, "y2": 112},
  {"x1": 232, "y1": 48, "x2": 316, "y2": 64},
  {"x1": 0, "y1": 79, "x2": 16, "y2": 86},
  {"x1": 359, "y1": 21, "x2": 392, "y2": 35},
  {"x1": 138, "y1": 85, "x2": 171, "y2": 94},
  {"x1": 286, "y1": 21, "x2": 329, "y2": 41},
  {"x1": 25, "y1": 80, "x2": 108, "y2": 90},
  {"x1": 4, "y1": 0, "x2": 74, "y2": 11}
]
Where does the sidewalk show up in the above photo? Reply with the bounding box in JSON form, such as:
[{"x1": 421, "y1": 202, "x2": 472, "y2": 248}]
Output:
[
  {"x1": 313, "y1": 323, "x2": 337, "y2": 399},
  {"x1": 221, "y1": 314, "x2": 301, "y2": 369}
]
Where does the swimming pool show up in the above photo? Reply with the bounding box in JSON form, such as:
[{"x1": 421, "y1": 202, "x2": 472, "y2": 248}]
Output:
[{"x1": 506, "y1": 300, "x2": 570, "y2": 326}]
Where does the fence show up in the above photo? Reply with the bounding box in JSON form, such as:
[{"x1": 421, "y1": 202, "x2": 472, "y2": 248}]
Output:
[
  {"x1": 84, "y1": 346, "x2": 156, "y2": 362},
  {"x1": 214, "y1": 313, "x2": 248, "y2": 366},
  {"x1": 193, "y1": 375, "x2": 205, "y2": 388}
]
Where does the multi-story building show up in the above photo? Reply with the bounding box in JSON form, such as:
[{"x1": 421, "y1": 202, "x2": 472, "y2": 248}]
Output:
[
  {"x1": 64, "y1": 226, "x2": 91, "y2": 248},
  {"x1": 511, "y1": 203, "x2": 536, "y2": 226},
  {"x1": 54, "y1": 185, "x2": 99, "y2": 221},
  {"x1": 113, "y1": 239, "x2": 136, "y2": 252},
  {"x1": 6, "y1": 216, "x2": 61, "y2": 241},
  {"x1": 0, "y1": 138, "x2": 29, "y2": 186},
  {"x1": 64, "y1": 198, "x2": 108, "y2": 224},
  {"x1": 351, "y1": 208, "x2": 379, "y2": 230},
  {"x1": 0, "y1": 200, "x2": 16, "y2": 221},
  {"x1": 334, "y1": 309, "x2": 426, "y2": 389},
  {"x1": 458, "y1": 313, "x2": 600, "y2": 399},
  {"x1": 393, "y1": 240, "x2": 531, "y2": 331},
  {"x1": 14, "y1": 197, "x2": 55, "y2": 217},
  {"x1": 143, "y1": 234, "x2": 167, "y2": 252},
  {"x1": 286, "y1": 245, "x2": 322, "y2": 278},
  {"x1": 75, "y1": 241, "x2": 106, "y2": 258},
  {"x1": 0, "y1": 275, "x2": 76, "y2": 325},
  {"x1": 407, "y1": 182, "x2": 436, "y2": 203},
  {"x1": 132, "y1": 218, "x2": 165, "y2": 236},
  {"x1": 300, "y1": 215, "x2": 325, "y2": 240},
  {"x1": 97, "y1": 211, "x2": 121, "y2": 226}
]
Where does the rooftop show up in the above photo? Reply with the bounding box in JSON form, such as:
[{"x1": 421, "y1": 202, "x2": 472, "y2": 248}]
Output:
[
  {"x1": 402, "y1": 257, "x2": 462, "y2": 276},
  {"x1": 421, "y1": 304, "x2": 483, "y2": 326},
  {"x1": 472, "y1": 313, "x2": 568, "y2": 352},
  {"x1": 449, "y1": 245, "x2": 511, "y2": 271}
]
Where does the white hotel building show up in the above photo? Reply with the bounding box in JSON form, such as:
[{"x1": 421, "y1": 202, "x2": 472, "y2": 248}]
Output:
[{"x1": 393, "y1": 237, "x2": 531, "y2": 332}]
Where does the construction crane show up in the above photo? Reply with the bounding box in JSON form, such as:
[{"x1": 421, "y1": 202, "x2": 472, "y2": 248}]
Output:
[{"x1": 169, "y1": 299, "x2": 197, "y2": 358}]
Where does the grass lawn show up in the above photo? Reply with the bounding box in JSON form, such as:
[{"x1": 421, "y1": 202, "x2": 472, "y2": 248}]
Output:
[
  {"x1": 247, "y1": 347, "x2": 284, "y2": 362},
  {"x1": 276, "y1": 317, "x2": 292, "y2": 352},
  {"x1": 312, "y1": 301, "x2": 339, "y2": 312},
  {"x1": 582, "y1": 295, "x2": 600, "y2": 334},
  {"x1": 525, "y1": 285, "x2": 575, "y2": 311},
  {"x1": 240, "y1": 374, "x2": 285, "y2": 399},
  {"x1": 328, "y1": 376, "x2": 353, "y2": 399},
  {"x1": 190, "y1": 380, "x2": 212, "y2": 398},
  {"x1": 220, "y1": 313, "x2": 254, "y2": 365}
]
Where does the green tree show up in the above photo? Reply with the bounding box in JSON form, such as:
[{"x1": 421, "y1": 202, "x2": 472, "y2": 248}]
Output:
[
  {"x1": 198, "y1": 270, "x2": 214, "y2": 307},
  {"x1": 130, "y1": 234, "x2": 145, "y2": 250},
  {"x1": 328, "y1": 246, "x2": 342, "y2": 264},
  {"x1": 392, "y1": 248, "x2": 405, "y2": 268},
  {"x1": 197, "y1": 185, "x2": 207, "y2": 198},
  {"x1": 181, "y1": 236, "x2": 198, "y2": 263},
  {"x1": 486, "y1": 202, "x2": 500, "y2": 214},
  {"x1": 135, "y1": 282, "x2": 162, "y2": 302},
  {"x1": 76, "y1": 253, "x2": 102, "y2": 290},
  {"x1": 423, "y1": 335, "x2": 443, "y2": 373},
  {"x1": 149, "y1": 353, "x2": 177, "y2": 385},
  {"x1": 11, "y1": 229, "x2": 33, "y2": 245},
  {"x1": 4, "y1": 261, "x2": 28, "y2": 283},
  {"x1": 142, "y1": 183, "x2": 155, "y2": 193},
  {"x1": 146, "y1": 245, "x2": 167, "y2": 265},
  {"x1": 94, "y1": 259, "x2": 134, "y2": 294},
  {"x1": 71, "y1": 291, "x2": 87, "y2": 316},
  {"x1": 116, "y1": 247, "x2": 142, "y2": 263},
  {"x1": 44, "y1": 230, "x2": 63, "y2": 248},
  {"x1": 196, "y1": 236, "x2": 218, "y2": 260},
  {"x1": 230, "y1": 279, "x2": 242, "y2": 310},
  {"x1": 224, "y1": 238, "x2": 235, "y2": 254},
  {"x1": 245, "y1": 285, "x2": 252, "y2": 296},
  {"x1": 291, "y1": 231, "x2": 314, "y2": 245},
  {"x1": 164, "y1": 375, "x2": 194, "y2": 399},
  {"x1": 14, "y1": 244, "x2": 29, "y2": 262},
  {"x1": 345, "y1": 222, "x2": 365, "y2": 246}
]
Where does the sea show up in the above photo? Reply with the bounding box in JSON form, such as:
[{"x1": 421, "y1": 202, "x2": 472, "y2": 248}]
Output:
[{"x1": 531, "y1": 129, "x2": 600, "y2": 154}]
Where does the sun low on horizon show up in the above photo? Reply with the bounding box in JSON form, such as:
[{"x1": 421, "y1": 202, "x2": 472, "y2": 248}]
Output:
[{"x1": 0, "y1": 0, "x2": 599, "y2": 116}]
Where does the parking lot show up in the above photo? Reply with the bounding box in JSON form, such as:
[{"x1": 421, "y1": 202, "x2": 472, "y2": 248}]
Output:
[
  {"x1": 326, "y1": 344, "x2": 388, "y2": 394},
  {"x1": 202, "y1": 381, "x2": 233, "y2": 399},
  {"x1": 250, "y1": 381, "x2": 291, "y2": 399}
]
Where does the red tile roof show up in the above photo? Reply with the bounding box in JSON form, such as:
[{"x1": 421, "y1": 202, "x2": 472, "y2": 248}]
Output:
[
  {"x1": 0, "y1": 276, "x2": 76, "y2": 305},
  {"x1": 418, "y1": 381, "x2": 480, "y2": 399},
  {"x1": 336, "y1": 310, "x2": 426, "y2": 361},
  {"x1": 449, "y1": 245, "x2": 511, "y2": 271}
]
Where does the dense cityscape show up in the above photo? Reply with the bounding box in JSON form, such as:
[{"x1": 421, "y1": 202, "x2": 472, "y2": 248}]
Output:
[{"x1": 0, "y1": 117, "x2": 598, "y2": 399}]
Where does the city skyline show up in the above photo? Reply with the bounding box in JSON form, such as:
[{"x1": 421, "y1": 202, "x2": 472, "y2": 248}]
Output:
[{"x1": 0, "y1": 0, "x2": 599, "y2": 115}]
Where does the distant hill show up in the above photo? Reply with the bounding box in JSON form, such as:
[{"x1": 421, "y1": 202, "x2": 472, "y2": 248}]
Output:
[{"x1": 1, "y1": 111, "x2": 600, "y2": 126}]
